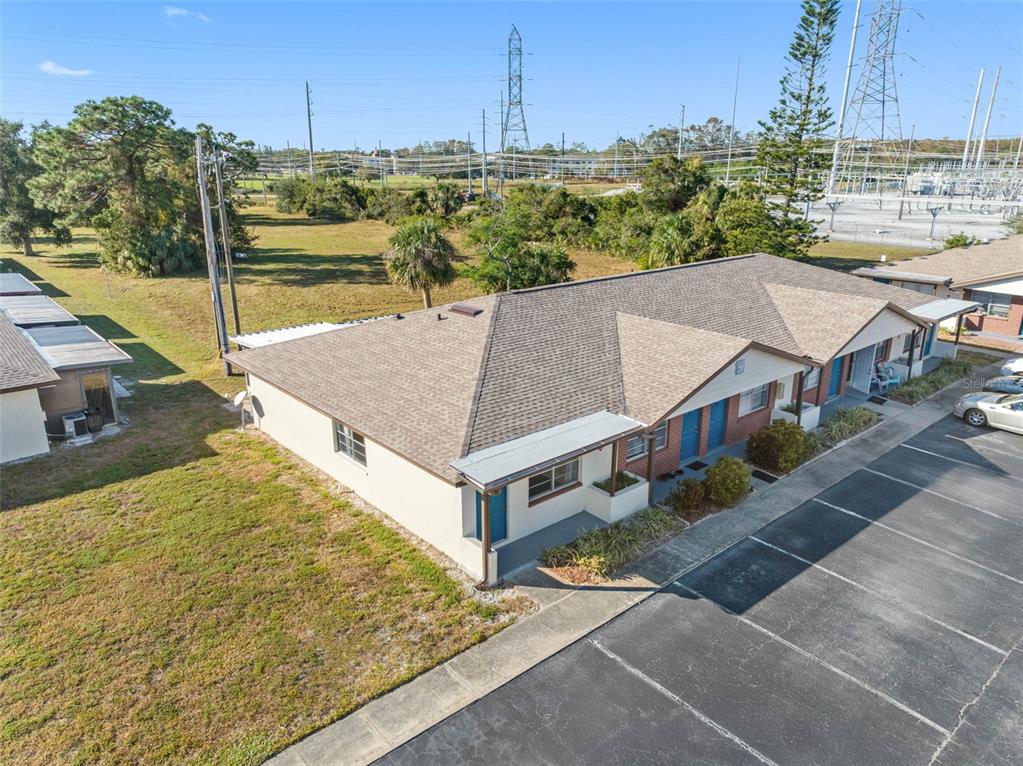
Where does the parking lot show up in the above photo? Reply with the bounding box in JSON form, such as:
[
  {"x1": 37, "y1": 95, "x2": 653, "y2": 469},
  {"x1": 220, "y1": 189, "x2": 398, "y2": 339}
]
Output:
[{"x1": 379, "y1": 416, "x2": 1023, "y2": 765}]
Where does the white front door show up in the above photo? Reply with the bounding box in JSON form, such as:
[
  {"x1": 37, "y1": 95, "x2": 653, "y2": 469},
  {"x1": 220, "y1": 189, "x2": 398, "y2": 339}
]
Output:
[{"x1": 849, "y1": 345, "x2": 876, "y2": 394}]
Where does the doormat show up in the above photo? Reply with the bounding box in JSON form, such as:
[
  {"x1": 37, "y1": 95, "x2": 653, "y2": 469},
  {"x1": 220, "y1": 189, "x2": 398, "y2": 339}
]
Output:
[
  {"x1": 686, "y1": 460, "x2": 709, "y2": 470},
  {"x1": 868, "y1": 396, "x2": 887, "y2": 405},
  {"x1": 751, "y1": 469, "x2": 779, "y2": 484}
]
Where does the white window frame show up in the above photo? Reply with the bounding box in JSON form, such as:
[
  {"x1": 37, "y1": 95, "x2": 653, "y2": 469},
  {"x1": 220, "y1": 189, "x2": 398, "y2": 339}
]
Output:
[
  {"x1": 803, "y1": 367, "x2": 821, "y2": 391},
  {"x1": 334, "y1": 421, "x2": 367, "y2": 466},
  {"x1": 626, "y1": 421, "x2": 668, "y2": 460},
  {"x1": 972, "y1": 290, "x2": 1011, "y2": 318},
  {"x1": 738, "y1": 383, "x2": 770, "y2": 417},
  {"x1": 528, "y1": 459, "x2": 580, "y2": 502}
]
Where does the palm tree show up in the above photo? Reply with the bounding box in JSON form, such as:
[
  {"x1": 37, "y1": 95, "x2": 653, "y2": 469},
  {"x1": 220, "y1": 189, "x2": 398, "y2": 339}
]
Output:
[{"x1": 384, "y1": 217, "x2": 457, "y2": 309}]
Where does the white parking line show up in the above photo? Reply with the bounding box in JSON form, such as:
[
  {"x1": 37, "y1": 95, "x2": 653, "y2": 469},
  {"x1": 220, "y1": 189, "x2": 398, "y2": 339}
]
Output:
[
  {"x1": 811, "y1": 498, "x2": 1023, "y2": 586},
  {"x1": 673, "y1": 581, "x2": 950, "y2": 736},
  {"x1": 587, "y1": 638, "x2": 781, "y2": 766},
  {"x1": 945, "y1": 433, "x2": 1023, "y2": 461},
  {"x1": 899, "y1": 443, "x2": 1014, "y2": 476},
  {"x1": 748, "y1": 536, "x2": 1008, "y2": 657},
  {"x1": 861, "y1": 467, "x2": 1023, "y2": 528}
]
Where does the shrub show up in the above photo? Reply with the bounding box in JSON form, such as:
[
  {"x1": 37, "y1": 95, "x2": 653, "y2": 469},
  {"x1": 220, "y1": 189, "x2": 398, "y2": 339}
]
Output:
[
  {"x1": 746, "y1": 420, "x2": 813, "y2": 474},
  {"x1": 668, "y1": 478, "x2": 705, "y2": 515},
  {"x1": 820, "y1": 407, "x2": 879, "y2": 443},
  {"x1": 272, "y1": 177, "x2": 310, "y2": 213},
  {"x1": 943, "y1": 232, "x2": 977, "y2": 249},
  {"x1": 593, "y1": 471, "x2": 640, "y2": 494},
  {"x1": 702, "y1": 457, "x2": 751, "y2": 507},
  {"x1": 887, "y1": 358, "x2": 974, "y2": 404},
  {"x1": 302, "y1": 178, "x2": 365, "y2": 221}
]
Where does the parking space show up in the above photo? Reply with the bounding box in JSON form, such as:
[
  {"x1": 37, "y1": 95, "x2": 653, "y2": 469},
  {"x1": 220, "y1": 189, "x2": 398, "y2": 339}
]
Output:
[{"x1": 379, "y1": 416, "x2": 1023, "y2": 765}]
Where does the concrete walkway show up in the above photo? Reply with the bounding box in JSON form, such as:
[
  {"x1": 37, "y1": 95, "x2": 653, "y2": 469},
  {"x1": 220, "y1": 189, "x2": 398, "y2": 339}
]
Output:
[{"x1": 266, "y1": 359, "x2": 1006, "y2": 766}]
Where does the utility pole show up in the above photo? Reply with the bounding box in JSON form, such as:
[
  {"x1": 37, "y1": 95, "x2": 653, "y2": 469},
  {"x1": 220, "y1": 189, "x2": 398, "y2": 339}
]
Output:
[
  {"x1": 286, "y1": 139, "x2": 293, "y2": 177},
  {"x1": 378, "y1": 140, "x2": 385, "y2": 189},
  {"x1": 467, "y1": 131, "x2": 472, "y2": 194},
  {"x1": 481, "y1": 109, "x2": 488, "y2": 194},
  {"x1": 898, "y1": 124, "x2": 914, "y2": 220},
  {"x1": 1014, "y1": 134, "x2": 1022, "y2": 170},
  {"x1": 828, "y1": 0, "x2": 862, "y2": 194},
  {"x1": 676, "y1": 104, "x2": 686, "y2": 161},
  {"x1": 213, "y1": 148, "x2": 241, "y2": 335},
  {"x1": 962, "y1": 68, "x2": 985, "y2": 170},
  {"x1": 974, "y1": 66, "x2": 1000, "y2": 169},
  {"x1": 499, "y1": 91, "x2": 506, "y2": 197},
  {"x1": 194, "y1": 136, "x2": 230, "y2": 374},
  {"x1": 305, "y1": 81, "x2": 315, "y2": 177},
  {"x1": 613, "y1": 133, "x2": 620, "y2": 179},
  {"x1": 561, "y1": 131, "x2": 566, "y2": 186},
  {"x1": 724, "y1": 56, "x2": 740, "y2": 184}
]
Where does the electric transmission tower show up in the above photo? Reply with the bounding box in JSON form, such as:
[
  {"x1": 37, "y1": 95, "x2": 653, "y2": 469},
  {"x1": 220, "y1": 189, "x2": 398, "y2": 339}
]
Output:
[
  {"x1": 834, "y1": 0, "x2": 903, "y2": 195},
  {"x1": 502, "y1": 25, "x2": 530, "y2": 152}
]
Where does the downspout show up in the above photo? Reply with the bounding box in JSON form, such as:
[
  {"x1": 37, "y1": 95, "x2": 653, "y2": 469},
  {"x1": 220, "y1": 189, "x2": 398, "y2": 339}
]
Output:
[{"x1": 645, "y1": 432, "x2": 656, "y2": 505}]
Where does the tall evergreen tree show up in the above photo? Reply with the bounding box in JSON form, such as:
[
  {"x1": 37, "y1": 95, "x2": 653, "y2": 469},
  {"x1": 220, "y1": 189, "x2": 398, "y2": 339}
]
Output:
[
  {"x1": 0, "y1": 120, "x2": 70, "y2": 256},
  {"x1": 756, "y1": 0, "x2": 840, "y2": 256}
]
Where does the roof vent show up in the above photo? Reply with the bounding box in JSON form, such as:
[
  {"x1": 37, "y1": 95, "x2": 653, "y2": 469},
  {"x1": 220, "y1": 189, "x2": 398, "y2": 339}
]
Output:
[{"x1": 449, "y1": 303, "x2": 483, "y2": 317}]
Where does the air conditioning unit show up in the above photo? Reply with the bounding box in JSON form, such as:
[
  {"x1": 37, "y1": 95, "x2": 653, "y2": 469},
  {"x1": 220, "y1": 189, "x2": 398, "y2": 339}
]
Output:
[{"x1": 62, "y1": 412, "x2": 93, "y2": 445}]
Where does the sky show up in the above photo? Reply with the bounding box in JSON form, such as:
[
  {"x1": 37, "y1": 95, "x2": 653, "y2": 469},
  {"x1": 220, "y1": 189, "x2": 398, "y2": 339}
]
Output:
[{"x1": 2, "y1": 1, "x2": 1021, "y2": 153}]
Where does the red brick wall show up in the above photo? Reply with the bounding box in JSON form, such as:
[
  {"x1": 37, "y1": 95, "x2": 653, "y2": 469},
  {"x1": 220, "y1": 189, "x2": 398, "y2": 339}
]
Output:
[
  {"x1": 724, "y1": 381, "x2": 778, "y2": 444},
  {"x1": 963, "y1": 290, "x2": 1023, "y2": 337},
  {"x1": 616, "y1": 415, "x2": 682, "y2": 479},
  {"x1": 804, "y1": 361, "x2": 828, "y2": 406}
]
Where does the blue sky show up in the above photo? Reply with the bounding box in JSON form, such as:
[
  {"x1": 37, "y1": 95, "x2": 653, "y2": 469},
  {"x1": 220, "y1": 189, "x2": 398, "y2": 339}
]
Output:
[{"x1": 2, "y1": 1, "x2": 1020, "y2": 152}]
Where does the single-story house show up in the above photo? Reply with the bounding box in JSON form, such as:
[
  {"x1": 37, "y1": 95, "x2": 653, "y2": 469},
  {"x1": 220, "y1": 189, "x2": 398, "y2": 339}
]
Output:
[
  {"x1": 226, "y1": 253, "x2": 978, "y2": 584},
  {"x1": 0, "y1": 310, "x2": 132, "y2": 463},
  {"x1": 852, "y1": 236, "x2": 1023, "y2": 339}
]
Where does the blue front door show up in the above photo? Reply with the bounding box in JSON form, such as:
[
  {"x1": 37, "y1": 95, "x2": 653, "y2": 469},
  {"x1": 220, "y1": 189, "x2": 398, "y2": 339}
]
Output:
[
  {"x1": 680, "y1": 410, "x2": 700, "y2": 460},
  {"x1": 828, "y1": 356, "x2": 844, "y2": 399},
  {"x1": 707, "y1": 400, "x2": 727, "y2": 451},
  {"x1": 923, "y1": 325, "x2": 935, "y2": 356},
  {"x1": 475, "y1": 487, "x2": 507, "y2": 543}
]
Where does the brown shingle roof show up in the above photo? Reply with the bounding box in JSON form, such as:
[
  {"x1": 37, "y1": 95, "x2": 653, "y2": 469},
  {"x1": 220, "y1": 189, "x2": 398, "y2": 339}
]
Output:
[
  {"x1": 228, "y1": 253, "x2": 934, "y2": 482},
  {"x1": 852, "y1": 235, "x2": 1023, "y2": 287},
  {"x1": 0, "y1": 311, "x2": 59, "y2": 392}
]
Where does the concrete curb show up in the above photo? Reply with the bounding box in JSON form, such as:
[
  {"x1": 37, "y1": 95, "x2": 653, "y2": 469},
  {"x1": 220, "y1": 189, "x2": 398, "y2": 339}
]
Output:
[{"x1": 266, "y1": 365, "x2": 1000, "y2": 766}]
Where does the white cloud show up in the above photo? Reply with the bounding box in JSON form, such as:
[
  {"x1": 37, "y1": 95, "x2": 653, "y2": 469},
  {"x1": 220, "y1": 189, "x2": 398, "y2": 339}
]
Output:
[
  {"x1": 163, "y1": 5, "x2": 211, "y2": 22},
  {"x1": 39, "y1": 60, "x2": 93, "y2": 77}
]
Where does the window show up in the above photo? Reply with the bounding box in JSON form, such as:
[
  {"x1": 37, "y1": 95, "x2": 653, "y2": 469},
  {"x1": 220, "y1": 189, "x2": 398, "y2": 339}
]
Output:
[
  {"x1": 971, "y1": 290, "x2": 1011, "y2": 318},
  {"x1": 528, "y1": 459, "x2": 579, "y2": 501},
  {"x1": 334, "y1": 422, "x2": 367, "y2": 465},
  {"x1": 626, "y1": 421, "x2": 668, "y2": 460},
  {"x1": 803, "y1": 367, "x2": 821, "y2": 391},
  {"x1": 903, "y1": 333, "x2": 916, "y2": 353},
  {"x1": 873, "y1": 342, "x2": 887, "y2": 365},
  {"x1": 738, "y1": 383, "x2": 770, "y2": 416}
]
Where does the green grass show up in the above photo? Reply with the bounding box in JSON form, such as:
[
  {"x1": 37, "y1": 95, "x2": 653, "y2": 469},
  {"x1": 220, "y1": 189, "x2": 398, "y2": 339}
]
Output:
[
  {"x1": 805, "y1": 239, "x2": 933, "y2": 272},
  {"x1": 1, "y1": 206, "x2": 598, "y2": 765}
]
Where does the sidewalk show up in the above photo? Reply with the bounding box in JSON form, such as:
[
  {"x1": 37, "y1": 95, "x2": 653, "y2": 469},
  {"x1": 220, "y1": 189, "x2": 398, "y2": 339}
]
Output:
[{"x1": 266, "y1": 360, "x2": 1004, "y2": 766}]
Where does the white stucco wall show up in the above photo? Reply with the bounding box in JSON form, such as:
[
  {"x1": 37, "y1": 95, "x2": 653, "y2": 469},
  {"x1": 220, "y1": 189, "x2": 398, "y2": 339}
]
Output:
[
  {"x1": 247, "y1": 376, "x2": 467, "y2": 569},
  {"x1": 669, "y1": 348, "x2": 805, "y2": 418},
  {"x1": 967, "y1": 276, "x2": 1023, "y2": 297},
  {"x1": 838, "y1": 309, "x2": 920, "y2": 357},
  {"x1": 0, "y1": 388, "x2": 49, "y2": 463}
]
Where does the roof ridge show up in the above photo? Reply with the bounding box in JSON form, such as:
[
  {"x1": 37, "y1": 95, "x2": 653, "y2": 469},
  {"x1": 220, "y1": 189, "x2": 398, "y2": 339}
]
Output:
[
  {"x1": 505, "y1": 253, "x2": 763, "y2": 297},
  {"x1": 459, "y1": 293, "x2": 502, "y2": 459}
]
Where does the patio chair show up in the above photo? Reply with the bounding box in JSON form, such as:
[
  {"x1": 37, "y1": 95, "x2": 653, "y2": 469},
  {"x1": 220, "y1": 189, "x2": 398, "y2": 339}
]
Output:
[
  {"x1": 875, "y1": 362, "x2": 901, "y2": 388},
  {"x1": 869, "y1": 373, "x2": 888, "y2": 394}
]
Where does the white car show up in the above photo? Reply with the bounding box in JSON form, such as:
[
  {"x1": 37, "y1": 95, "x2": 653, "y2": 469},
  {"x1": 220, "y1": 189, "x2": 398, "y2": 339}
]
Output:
[
  {"x1": 954, "y1": 393, "x2": 1023, "y2": 434},
  {"x1": 1000, "y1": 358, "x2": 1023, "y2": 376}
]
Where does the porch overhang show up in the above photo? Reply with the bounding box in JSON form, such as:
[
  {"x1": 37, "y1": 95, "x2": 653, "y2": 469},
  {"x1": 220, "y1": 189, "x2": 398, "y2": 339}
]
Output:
[
  {"x1": 909, "y1": 298, "x2": 981, "y2": 323},
  {"x1": 451, "y1": 410, "x2": 644, "y2": 493}
]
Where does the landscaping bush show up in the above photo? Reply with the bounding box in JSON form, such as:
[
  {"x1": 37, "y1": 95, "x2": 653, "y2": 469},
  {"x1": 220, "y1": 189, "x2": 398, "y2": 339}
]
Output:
[
  {"x1": 702, "y1": 457, "x2": 751, "y2": 507},
  {"x1": 272, "y1": 177, "x2": 311, "y2": 213},
  {"x1": 746, "y1": 419, "x2": 813, "y2": 474},
  {"x1": 593, "y1": 471, "x2": 640, "y2": 494},
  {"x1": 668, "y1": 478, "x2": 705, "y2": 515},
  {"x1": 887, "y1": 358, "x2": 973, "y2": 404},
  {"x1": 943, "y1": 232, "x2": 977, "y2": 249},
  {"x1": 820, "y1": 406, "x2": 879, "y2": 443}
]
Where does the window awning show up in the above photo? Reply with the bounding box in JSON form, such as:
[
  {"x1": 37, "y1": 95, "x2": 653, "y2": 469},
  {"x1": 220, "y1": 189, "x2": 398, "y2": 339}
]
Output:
[
  {"x1": 909, "y1": 298, "x2": 980, "y2": 323},
  {"x1": 450, "y1": 410, "x2": 645, "y2": 492}
]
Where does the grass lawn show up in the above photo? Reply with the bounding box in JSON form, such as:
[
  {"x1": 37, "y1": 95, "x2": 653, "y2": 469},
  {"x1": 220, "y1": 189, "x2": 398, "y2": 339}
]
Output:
[
  {"x1": 2, "y1": 206, "x2": 600, "y2": 765},
  {"x1": 806, "y1": 239, "x2": 933, "y2": 272}
]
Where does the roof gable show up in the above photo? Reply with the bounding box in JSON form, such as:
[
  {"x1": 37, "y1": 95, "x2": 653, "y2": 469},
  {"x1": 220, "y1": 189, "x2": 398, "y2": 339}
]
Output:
[{"x1": 0, "y1": 312, "x2": 58, "y2": 392}]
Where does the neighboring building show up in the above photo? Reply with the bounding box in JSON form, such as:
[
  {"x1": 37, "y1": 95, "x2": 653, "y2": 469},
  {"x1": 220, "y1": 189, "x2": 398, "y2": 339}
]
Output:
[
  {"x1": 227, "y1": 253, "x2": 977, "y2": 584},
  {"x1": 0, "y1": 294, "x2": 78, "y2": 328},
  {"x1": 852, "y1": 236, "x2": 1023, "y2": 339},
  {"x1": 0, "y1": 303, "x2": 132, "y2": 463},
  {"x1": 0, "y1": 272, "x2": 43, "y2": 297}
]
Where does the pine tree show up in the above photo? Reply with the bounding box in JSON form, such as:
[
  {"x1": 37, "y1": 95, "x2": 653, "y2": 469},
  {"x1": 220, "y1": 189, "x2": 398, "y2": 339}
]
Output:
[{"x1": 757, "y1": 0, "x2": 840, "y2": 256}]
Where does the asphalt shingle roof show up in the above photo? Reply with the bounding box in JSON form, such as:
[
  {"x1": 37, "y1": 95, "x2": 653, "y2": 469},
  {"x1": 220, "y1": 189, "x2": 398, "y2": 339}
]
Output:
[
  {"x1": 228, "y1": 253, "x2": 935, "y2": 482},
  {"x1": 852, "y1": 235, "x2": 1023, "y2": 287},
  {"x1": 0, "y1": 311, "x2": 59, "y2": 392}
]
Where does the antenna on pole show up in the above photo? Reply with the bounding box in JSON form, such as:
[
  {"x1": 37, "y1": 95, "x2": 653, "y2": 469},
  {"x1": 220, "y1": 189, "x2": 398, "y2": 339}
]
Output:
[
  {"x1": 305, "y1": 81, "x2": 315, "y2": 177},
  {"x1": 961, "y1": 69, "x2": 985, "y2": 171},
  {"x1": 481, "y1": 108, "x2": 488, "y2": 194},
  {"x1": 194, "y1": 135, "x2": 231, "y2": 374},
  {"x1": 724, "y1": 56, "x2": 740, "y2": 184},
  {"x1": 676, "y1": 104, "x2": 686, "y2": 161}
]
